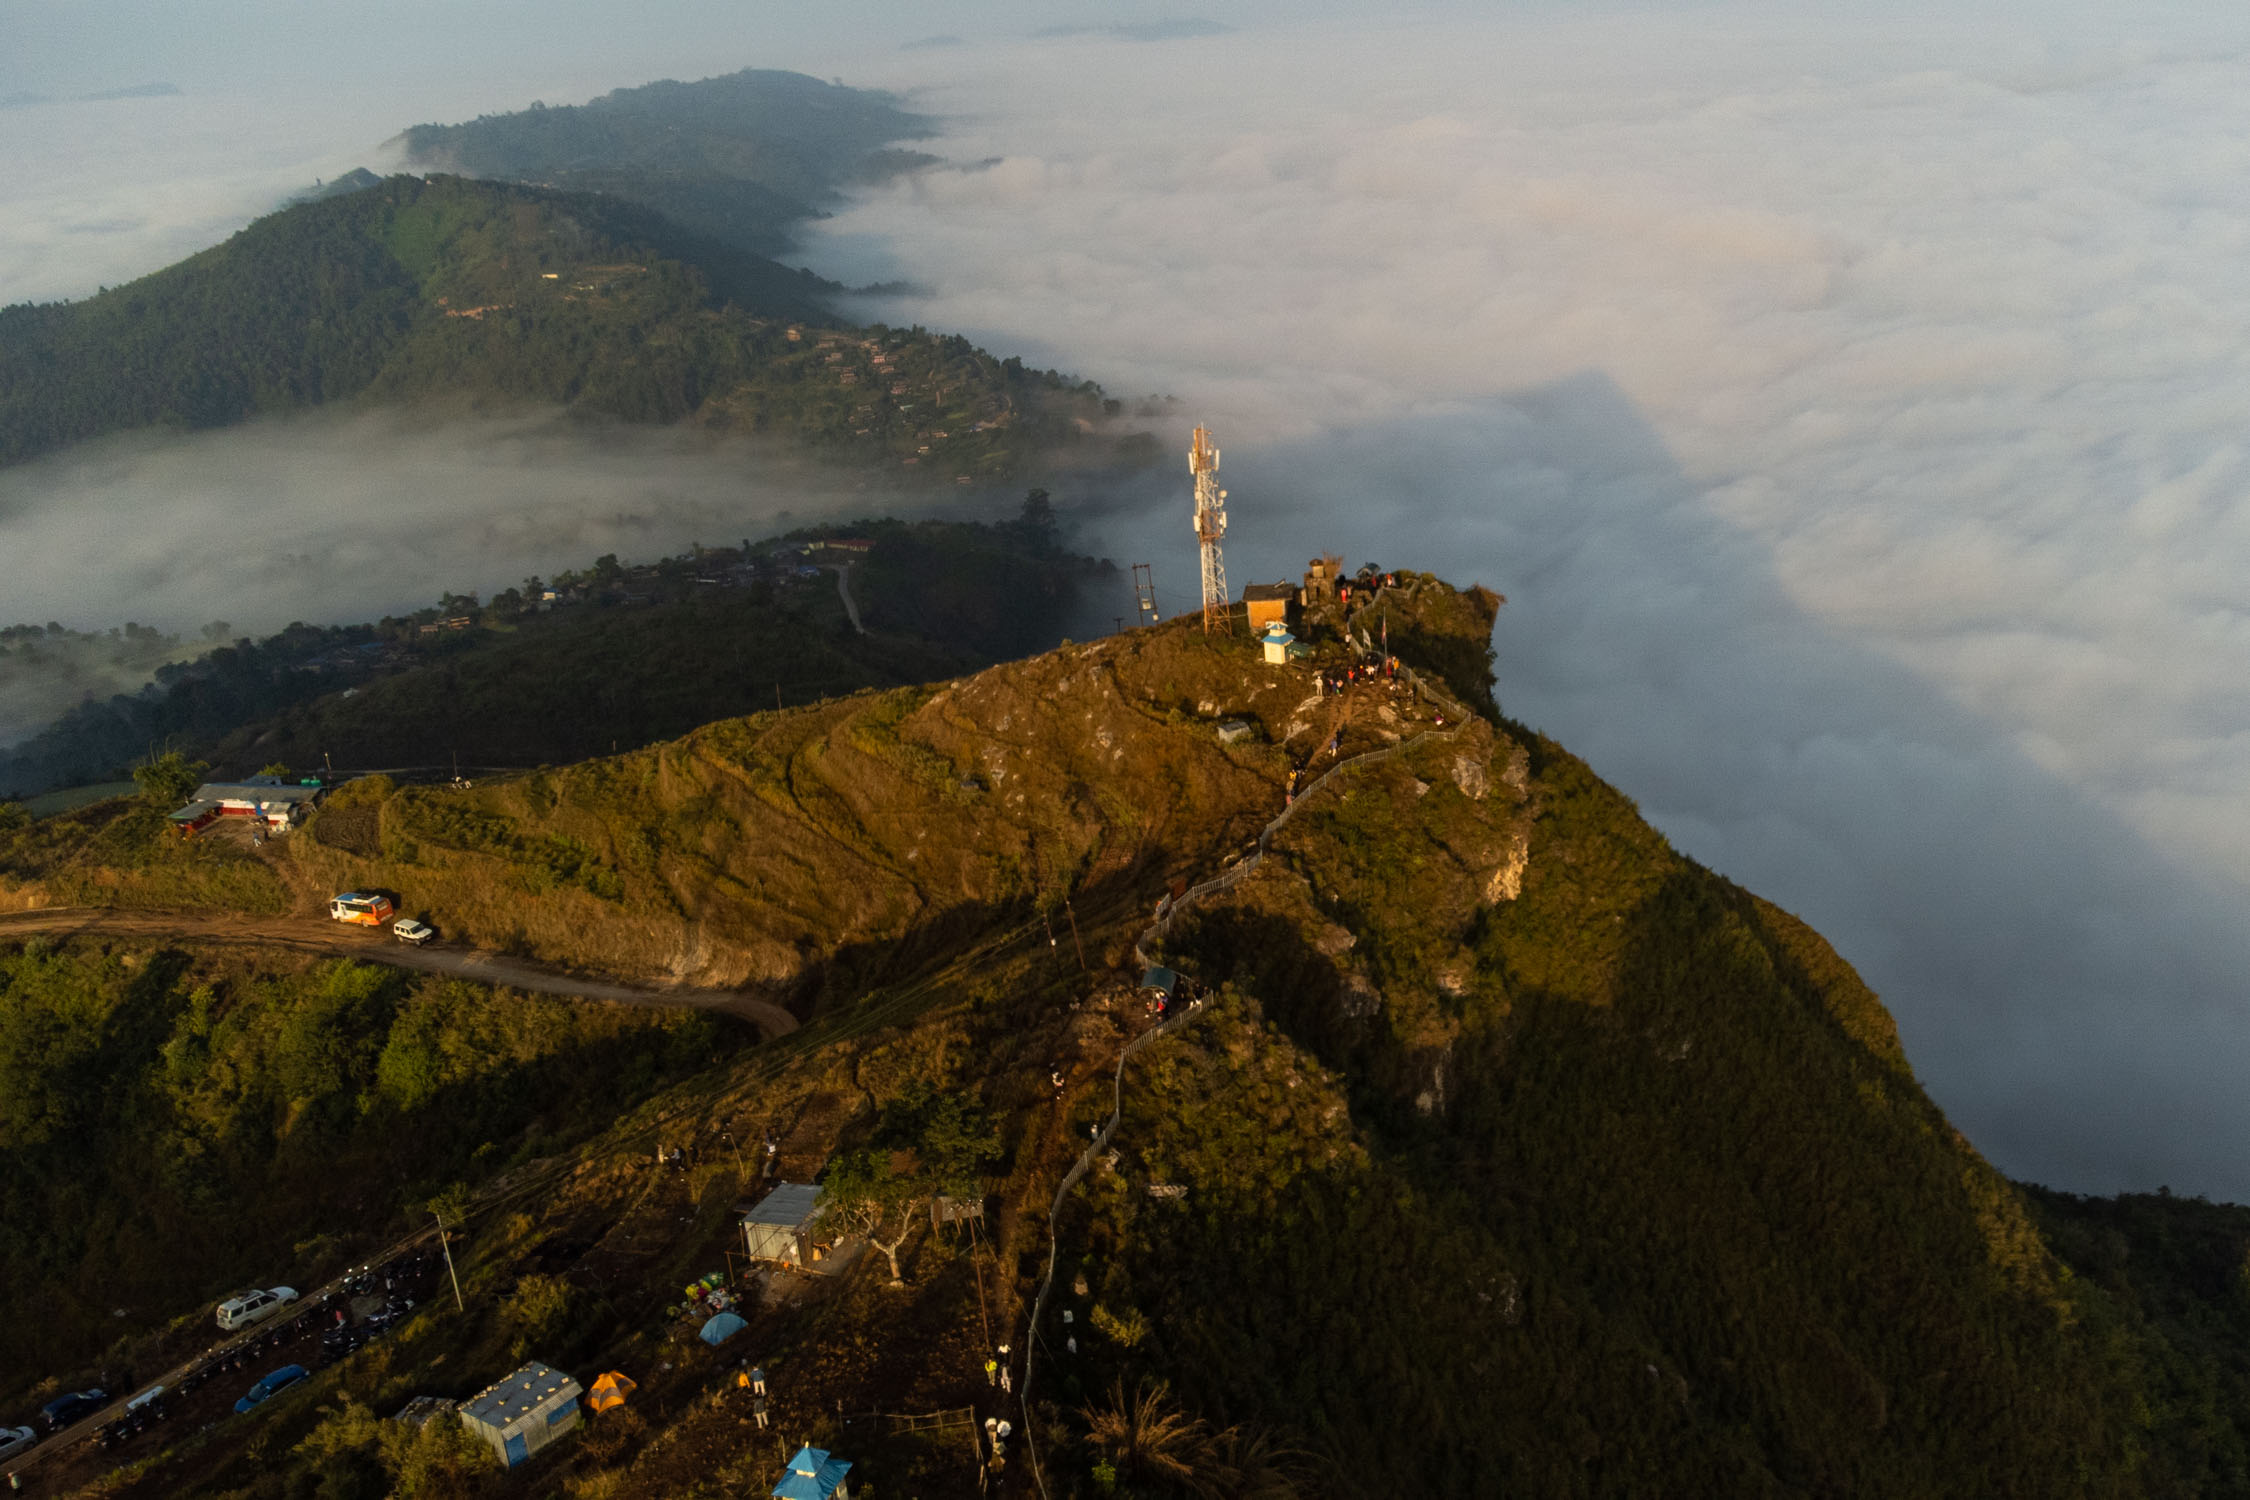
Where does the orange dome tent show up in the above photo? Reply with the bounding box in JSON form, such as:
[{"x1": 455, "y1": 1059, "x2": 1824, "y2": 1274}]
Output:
[{"x1": 587, "y1": 1371, "x2": 636, "y2": 1413}]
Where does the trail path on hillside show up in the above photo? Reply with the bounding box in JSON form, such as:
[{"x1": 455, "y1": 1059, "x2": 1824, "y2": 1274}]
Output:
[
  {"x1": 0, "y1": 908, "x2": 799, "y2": 1036},
  {"x1": 1021, "y1": 658, "x2": 1475, "y2": 1495}
]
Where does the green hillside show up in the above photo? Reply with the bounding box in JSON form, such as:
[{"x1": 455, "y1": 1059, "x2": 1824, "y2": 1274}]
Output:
[
  {"x1": 0, "y1": 511, "x2": 1114, "y2": 799},
  {"x1": 0, "y1": 174, "x2": 1134, "y2": 473},
  {"x1": 7, "y1": 578, "x2": 2250, "y2": 1496},
  {"x1": 399, "y1": 68, "x2": 937, "y2": 258},
  {"x1": 0, "y1": 943, "x2": 735, "y2": 1398}
]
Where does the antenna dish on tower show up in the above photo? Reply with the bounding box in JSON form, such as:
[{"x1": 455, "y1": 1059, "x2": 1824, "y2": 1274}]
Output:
[{"x1": 1190, "y1": 424, "x2": 1230, "y2": 633}]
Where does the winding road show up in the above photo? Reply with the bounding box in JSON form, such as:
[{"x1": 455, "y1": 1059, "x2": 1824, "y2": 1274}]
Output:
[
  {"x1": 0, "y1": 908, "x2": 799, "y2": 1037},
  {"x1": 828, "y1": 562, "x2": 867, "y2": 635}
]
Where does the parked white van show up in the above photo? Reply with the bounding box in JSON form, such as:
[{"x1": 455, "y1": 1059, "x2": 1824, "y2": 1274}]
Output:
[{"x1": 215, "y1": 1286, "x2": 298, "y2": 1331}]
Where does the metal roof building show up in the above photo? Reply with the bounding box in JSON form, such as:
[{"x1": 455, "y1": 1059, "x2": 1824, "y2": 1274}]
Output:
[
  {"x1": 169, "y1": 779, "x2": 323, "y2": 835},
  {"x1": 1243, "y1": 581, "x2": 1295, "y2": 633},
  {"x1": 459, "y1": 1361, "x2": 581, "y2": 1468},
  {"x1": 742, "y1": 1182, "x2": 826, "y2": 1268}
]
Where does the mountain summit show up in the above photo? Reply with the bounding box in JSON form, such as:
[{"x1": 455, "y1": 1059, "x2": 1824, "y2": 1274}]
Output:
[{"x1": 4, "y1": 574, "x2": 2247, "y2": 1494}]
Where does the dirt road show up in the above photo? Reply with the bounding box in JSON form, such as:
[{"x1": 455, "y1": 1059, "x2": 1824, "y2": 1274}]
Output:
[
  {"x1": 0, "y1": 908, "x2": 799, "y2": 1037},
  {"x1": 5, "y1": 1226, "x2": 446, "y2": 1487},
  {"x1": 828, "y1": 562, "x2": 867, "y2": 634}
]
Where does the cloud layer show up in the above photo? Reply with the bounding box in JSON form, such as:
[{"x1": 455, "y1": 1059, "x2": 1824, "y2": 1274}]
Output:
[
  {"x1": 0, "y1": 409, "x2": 889, "y2": 740},
  {"x1": 808, "y1": 9, "x2": 2250, "y2": 1193}
]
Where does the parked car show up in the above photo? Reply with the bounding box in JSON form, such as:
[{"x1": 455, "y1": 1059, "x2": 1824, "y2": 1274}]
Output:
[
  {"x1": 233, "y1": 1365, "x2": 308, "y2": 1415},
  {"x1": 216, "y1": 1286, "x2": 298, "y2": 1331},
  {"x1": 37, "y1": 1389, "x2": 107, "y2": 1433},
  {"x1": 392, "y1": 917, "x2": 436, "y2": 946},
  {"x1": 0, "y1": 1424, "x2": 35, "y2": 1459}
]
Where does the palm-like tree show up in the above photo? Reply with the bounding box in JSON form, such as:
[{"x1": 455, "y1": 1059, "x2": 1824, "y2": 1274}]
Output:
[
  {"x1": 1079, "y1": 1380, "x2": 1307, "y2": 1498},
  {"x1": 1081, "y1": 1378, "x2": 1221, "y2": 1491}
]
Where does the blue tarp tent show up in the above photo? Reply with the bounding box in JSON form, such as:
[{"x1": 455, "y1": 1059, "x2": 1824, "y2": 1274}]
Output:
[
  {"x1": 773, "y1": 1443, "x2": 853, "y2": 1500},
  {"x1": 699, "y1": 1312, "x2": 748, "y2": 1346}
]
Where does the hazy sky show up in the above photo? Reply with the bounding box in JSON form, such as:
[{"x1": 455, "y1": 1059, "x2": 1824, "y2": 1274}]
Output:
[{"x1": 8, "y1": 0, "x2": 2250, "y2": 1194}]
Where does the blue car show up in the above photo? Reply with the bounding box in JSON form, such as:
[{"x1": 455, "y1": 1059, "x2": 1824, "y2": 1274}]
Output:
[
  {"x1": 38, "y1": 1389, "x2": 107, "y2": 1433},
  {"x1": 233, "y1": 1365, "x2": 308, "y2": 1415}
]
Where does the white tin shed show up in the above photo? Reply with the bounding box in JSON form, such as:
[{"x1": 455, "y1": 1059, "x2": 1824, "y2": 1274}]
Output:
[{"x1": 459, "y1": 1360, "x2": 581, "y2": 1468}]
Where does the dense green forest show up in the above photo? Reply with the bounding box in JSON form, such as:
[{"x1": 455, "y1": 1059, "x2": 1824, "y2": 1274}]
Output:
[
  {"x1": 400, "y1": 68, "x2": 936, "y2": 258},
  {"x1": 0, "y1": 173, "x2": 1137, "y2": 473},
  {"x1": 0, "y1": 941, "x2": 741, "y2": 1402},
  {"x1": 0, "y1": 511, "x2": 1115, "y2": 797}
]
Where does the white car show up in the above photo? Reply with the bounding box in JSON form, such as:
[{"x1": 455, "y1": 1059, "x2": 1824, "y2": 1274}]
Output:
[
  {"x1": 392, "y1": 917, "x2": 436, "y2": 946},
  {"x1": 215, "y1": 1286, "x2": 298, "y2": 1331},
  {"x1": 0, "y1": 1425, "x2": 34, "y2": 1461}
]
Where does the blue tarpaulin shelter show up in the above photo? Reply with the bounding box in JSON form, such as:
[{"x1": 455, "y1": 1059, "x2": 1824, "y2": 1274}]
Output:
[
  {"x1": 773, "y1": 1443, "x2": 853, "y2": 1500},
  {"x1": 699, "y1": 1311, "x2": 747, "y2": 1346}
]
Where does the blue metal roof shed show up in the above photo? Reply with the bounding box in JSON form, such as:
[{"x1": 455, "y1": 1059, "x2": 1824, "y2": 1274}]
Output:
[{"x1": 773, "y1": 1443, "x2": 853, "y2": 1500}]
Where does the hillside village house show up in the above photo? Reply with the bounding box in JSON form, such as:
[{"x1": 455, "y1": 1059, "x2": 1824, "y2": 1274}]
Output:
[{"x1": 169, "y1": 778, "x2": 322, "y2": 837}]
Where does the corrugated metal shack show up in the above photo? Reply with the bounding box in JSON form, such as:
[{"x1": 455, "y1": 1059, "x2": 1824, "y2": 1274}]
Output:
[
  {"x1": 741, "y1": 1183, "x2": 827, "y2": 1268},
  {"x1": 459, "y1": 1361, "x2": 581, "y2": 1468}
]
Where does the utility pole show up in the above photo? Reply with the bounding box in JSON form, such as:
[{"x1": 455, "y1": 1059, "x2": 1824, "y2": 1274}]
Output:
[
  {"x1": 1132, "y1": 563, "x2": 1159, "y2": 626},
  {"x1": 1190, "y1": 425, "x2": 1231, "y2": 634},
  {"x1": 1064, "y1": 898, "x2": 1087, "y2": 972},
  {"x1": 433, "y1": 1211, "x2": 464, "y2": 1312}
]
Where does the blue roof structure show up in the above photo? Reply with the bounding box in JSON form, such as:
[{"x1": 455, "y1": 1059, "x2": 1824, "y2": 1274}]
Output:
[{"x1": 773, "y1": 1443, "x2": 853, "y2": 1500}]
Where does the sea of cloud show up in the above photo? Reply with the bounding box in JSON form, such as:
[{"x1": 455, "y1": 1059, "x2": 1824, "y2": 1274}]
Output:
[
  {"x1": 800, "y1": 9, "x2": 2250, "y2": 1193},
  {"x1": 8, "y1": 2, "x2": 2250, "y2": 1193},
  {"x1": 0, "y1": 410, "x2": 889, "y2": 744}
]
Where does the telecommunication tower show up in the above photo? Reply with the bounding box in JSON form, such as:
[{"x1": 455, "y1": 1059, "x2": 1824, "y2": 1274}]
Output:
[{"x1": 1190, "y1": 424, "x2": 1230, "y2": 633}]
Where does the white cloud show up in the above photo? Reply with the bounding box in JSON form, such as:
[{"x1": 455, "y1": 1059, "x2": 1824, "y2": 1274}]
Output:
[
  {"x1": 808, "y1": 8, "x2": 2250, "y2": 1193},
  {"x1": 0, "y1": 408, "x2": 883, "y2": 714}
]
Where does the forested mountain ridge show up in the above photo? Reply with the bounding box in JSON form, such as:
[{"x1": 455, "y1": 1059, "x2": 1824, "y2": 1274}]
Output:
[
  {"x1": 398, "y1": 68, "x2": 937, "y2": 258},
  {"x1": 0, "y1": 173, "x2": 1135, "y2": 473},
  {"x1": 0, "y1": 511, "x2": 1111, "y2": 799}
]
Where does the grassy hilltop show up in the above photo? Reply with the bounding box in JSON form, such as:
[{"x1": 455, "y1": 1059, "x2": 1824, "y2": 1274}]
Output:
[{"x1": 5, "y1": 578, "x2": 2250, "y2": 1496}]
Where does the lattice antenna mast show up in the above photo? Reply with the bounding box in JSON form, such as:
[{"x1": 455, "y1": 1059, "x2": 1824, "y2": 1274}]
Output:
[{"x1": 1190, "y1": 424, "x2": 1230, "y2": 633}]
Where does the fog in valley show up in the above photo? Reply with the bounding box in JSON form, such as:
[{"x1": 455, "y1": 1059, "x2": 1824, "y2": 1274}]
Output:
[{"x1": 10, "y1": 1, "x2": 2250, "y2": 1194}]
